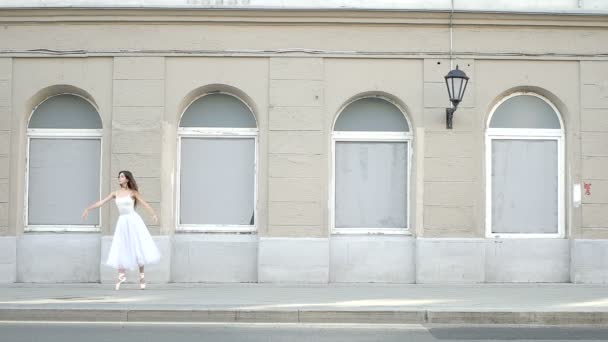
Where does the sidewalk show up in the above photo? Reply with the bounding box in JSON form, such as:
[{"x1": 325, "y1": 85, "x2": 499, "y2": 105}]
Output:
[{"x1": 1, "y1": 283, "x2": 607, "y2": 325}]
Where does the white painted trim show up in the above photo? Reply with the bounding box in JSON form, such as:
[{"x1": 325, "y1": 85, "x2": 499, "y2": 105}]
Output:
[
  {"x1": 486, "y1": 128, "x2": 563, "y2": 137},
  {"x1": 329, "y1": 95, "x2": 413, "y2": 234},
  {"x1": 485, "y1": 92, "x2": 565, "y2": 239},
  {"x1": 24, "y1": 137, "x2": 29, "y2": 230},
  {"x1": 332, "y1": 131, "x2": 412, "y2": 141},
  {"x1": 176, "y1": 92, "x2": 258, "y2": 233},
  {"x1": 176, "y1": 225, "x2": 257, "y2": 233},
  {"x1": 487, "y1": 233, "x2": 564, "y2": 239},
  {"x1": 177, "y1": 127, "x2": 258, "y2": 136},
  {"x1": 26, "y1": 129, "x2": 103, "y2": 137},
  {"x1": 24, "y1": 225, "x2": 100, "y2": 233},
  {"x1": 332, "y1": 228, "x2": 413, "y2": 235},
  {"x1": 330, "y1": 133, "x2": 336, "y2": 232},
  {"x1": 407, "y1": 133, "x2": 413, "y2": 233},
  {"x1": 558, "y1": 131, "x2": 565, "y2": 238},
  {"x1": 176, "y1": 133, "x2": 182, "y2": 230},
  {"x1": 485, "y1": 132, "x2": 491, "y2": 238}
]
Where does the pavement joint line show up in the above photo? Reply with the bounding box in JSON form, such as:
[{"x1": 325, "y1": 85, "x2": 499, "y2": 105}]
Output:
[{"x1": 2, "y1": 321, "x2": 608, "y2": 329}]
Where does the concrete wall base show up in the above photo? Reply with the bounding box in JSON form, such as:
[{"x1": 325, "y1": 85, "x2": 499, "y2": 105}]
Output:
[
  {"x1": 0, "y1": 237, "x2": 16, "y2": 283},
  {"x1": 330, "y1": 235, "x2": 415, "y2": 283},
  {"x1": 17, "y1": 234, "x2": 101, "y2": 283},
  {"x1": 7, "y1": 235, "x2": 608, "y2": 284},
  {"x1": 416, "y1": 238, "x2": 571, "y2": 283},
  {"x1": 259, "y1": 237, "x2": 329, "y2": 283},
  {"x1": 416, "y1": 238, "x2": 486, "y2": 283},
  {"x1": 485, "y1": 238, "x2": 570, "y2": 282},
  {"x1": 171, "y1": 234, "x2": 257, "y2": 283},
  {"x1": 571, "y1": 239, "x2": 608, "y2": 284}
]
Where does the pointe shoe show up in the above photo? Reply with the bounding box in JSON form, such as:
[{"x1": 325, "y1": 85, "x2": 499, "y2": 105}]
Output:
[
  {"x1": 115, "y1": 272, "x2": 126, "y2": 291},
  {"x1": 139, "y1": 272, "x2": 146, "y2": 290}
]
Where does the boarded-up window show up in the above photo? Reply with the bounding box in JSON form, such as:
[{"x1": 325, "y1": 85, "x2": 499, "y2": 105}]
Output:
[
  {"x1": 333, "y1": 97, "x2": 411, "y2": 230},
  {"x1": 178, "y1": 93, "x2": 257, "y2": 229},
  {"x1": 27, "y1": 94, "x2": 102, "y2": 228},
  {"x1": 179, "y1": 138, "x2": 255, "y2": 225},
  {"x1": 487, "y1": 94, "x2": 563, "y2": 236}
]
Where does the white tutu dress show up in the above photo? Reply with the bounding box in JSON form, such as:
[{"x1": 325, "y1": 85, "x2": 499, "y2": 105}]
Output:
[{"x1": 106, "y1": 195, "x2": 161, "y2": 270}]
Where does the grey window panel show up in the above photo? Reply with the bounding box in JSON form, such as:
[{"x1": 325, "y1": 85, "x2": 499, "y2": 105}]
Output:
[
  {"x1": 180, "y1": 137, "x2": 255, "y2": 225},
  {"x1": 28, "y1": 95, "x2": 102, "y2": 129},
  {"x1": 334, "y1": 97, "x2": 409, "y2": 132},
  {"x1": 335, "y1": 141, "x2": 408, "y2": 228},
  {"x1": 179, "y1": 94, "x2": 257, "y2": 128},
  {"x1": 490, "y1": 95, "x2": 561, "y2": 129},
  {"x1": 492, "y1": 140, "x2": 558, "y2": 234},
  {"x1": 28, "y1": 138, "x2": 101, "y2": 225}
]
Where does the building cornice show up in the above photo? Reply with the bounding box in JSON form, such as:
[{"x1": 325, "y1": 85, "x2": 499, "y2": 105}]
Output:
[{"x1": 0, "y1": 8, "x2": 607, "y2": 28}]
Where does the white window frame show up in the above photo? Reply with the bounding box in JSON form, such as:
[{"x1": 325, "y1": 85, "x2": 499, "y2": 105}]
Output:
[
  {"x1": 330, "y1": 97, "x2": 413, "y2": 235},
  {"x1": 176, "y1": 94, "x2": 258, "y2": 233},
  {"x1": 485, "y1": 92, "x2": 565, "y2": 238},
  {"x1": 25, "y1": 128, "x2": 103, "y2": 232}
]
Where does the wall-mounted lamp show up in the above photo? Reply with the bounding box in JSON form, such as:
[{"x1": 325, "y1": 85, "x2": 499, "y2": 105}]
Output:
[{"x1": 444, "y1": 65, "x2": 470, "y2": 129}]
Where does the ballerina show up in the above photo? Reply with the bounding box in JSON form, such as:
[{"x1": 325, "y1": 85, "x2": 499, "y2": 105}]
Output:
[{"x1": 82, "y1": 170, "x2": 160, "y2": 290}]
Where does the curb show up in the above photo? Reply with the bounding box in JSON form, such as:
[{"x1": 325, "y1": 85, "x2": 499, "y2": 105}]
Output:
[{"x1": 2, "y1": 309, "x2": 608, "y2": 325}]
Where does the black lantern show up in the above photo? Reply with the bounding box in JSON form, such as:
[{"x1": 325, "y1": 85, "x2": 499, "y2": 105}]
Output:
[{"x1": 444, "y1": 65, "x2": 470, "y2": 129}]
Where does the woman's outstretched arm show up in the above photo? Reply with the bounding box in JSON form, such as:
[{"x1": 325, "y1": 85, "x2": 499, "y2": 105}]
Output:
[
  {"x1": 133, "y1": 191, "x2": 158, "y2": 224},
  {"x1": 82, "y1": 192, "x2": 115, "y2": 220}
]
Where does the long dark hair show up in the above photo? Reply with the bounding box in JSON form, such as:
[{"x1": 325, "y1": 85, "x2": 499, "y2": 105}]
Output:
[{"x1": 119, "y1": 170, "x2": 139, "y2": 207}]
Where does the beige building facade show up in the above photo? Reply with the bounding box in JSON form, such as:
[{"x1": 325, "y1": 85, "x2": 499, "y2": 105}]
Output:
[{"x1": 1, "y1": 2, "x2": 608, "y2": 283}]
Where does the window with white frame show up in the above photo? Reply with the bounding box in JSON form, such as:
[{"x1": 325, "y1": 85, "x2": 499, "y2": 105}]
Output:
[
  {"x1": 177, "y1": 93, "x2": 258, "y2": 232},
  {"x1": 332, "y1": 97, "x2": 412, "y2": 233},
  {"x1": 486, "y1": 93, "x2": 564, "y2": 237},
  {"x1": 26, "y1": 94, "x2": 103, "y2": 232}
]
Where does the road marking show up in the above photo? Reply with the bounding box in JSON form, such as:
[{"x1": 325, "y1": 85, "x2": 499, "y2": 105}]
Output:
[{"x1": 0, "y1": 321, "x2": 431, "y2": 329}]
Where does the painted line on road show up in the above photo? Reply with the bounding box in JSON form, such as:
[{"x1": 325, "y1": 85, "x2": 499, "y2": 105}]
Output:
[{"x1": 0, "y1": 321, "x2": 432, "y2": 329}]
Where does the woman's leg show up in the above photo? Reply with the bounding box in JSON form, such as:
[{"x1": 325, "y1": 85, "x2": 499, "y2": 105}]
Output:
[
  {"x1": 139, "y1": 265, "x2": 146, "y2": 289},
  {"x1": 116, "y1": 268, "x2": 126, "y2": 290}
]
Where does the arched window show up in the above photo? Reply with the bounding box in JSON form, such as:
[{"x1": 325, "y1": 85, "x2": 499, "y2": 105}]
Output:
[
  {"x1": 177, "y1": 93, "x2": 258, "y2": 232},
  {"x1": 331, "y1": 96, "x2": 412, "y2": 233},
  {"x1": 486, "y1": 93, "x2": 564, "y2": 237},
  {"x1": 26, "y1": 94, "x2": 103, "y2": 231}
]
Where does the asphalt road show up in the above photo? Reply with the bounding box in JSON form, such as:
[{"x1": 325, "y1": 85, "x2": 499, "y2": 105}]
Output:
[{"x1": 1, "y1": 322, "x2": 608, "y2": 342}]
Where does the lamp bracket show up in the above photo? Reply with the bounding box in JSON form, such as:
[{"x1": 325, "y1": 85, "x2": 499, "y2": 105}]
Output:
[{"x1": 446, "y1": 107, "x2": 456, "y2": 129}]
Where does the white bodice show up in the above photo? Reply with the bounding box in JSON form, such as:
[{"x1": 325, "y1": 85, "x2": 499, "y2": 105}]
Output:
[{"x1": 115, "y1": 195, "x2": 135, "y2": 216}]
